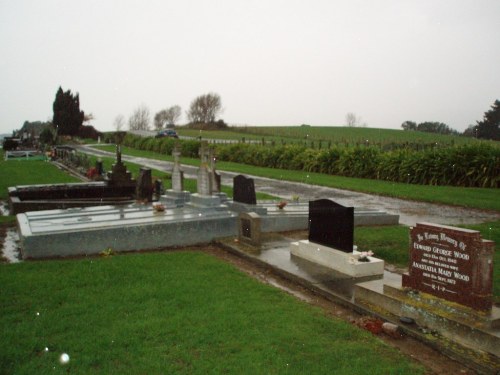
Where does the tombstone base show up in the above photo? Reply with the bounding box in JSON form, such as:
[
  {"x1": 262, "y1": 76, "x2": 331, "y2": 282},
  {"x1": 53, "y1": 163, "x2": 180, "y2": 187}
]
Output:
[
  {"x1": 290, "y1": 240, "x2": 384, "y2": 277},
  {"x1": 213, "y1": 192, "x2": 229, "y2": 203},
  {"x1": 163, "y1": 190, "x2": 191, "y2": 206},
  {"x1": 189, "y1": 193, "x2": 222, "y2": 208},
  {"x1": 226, "y1": 201, "x2": 268, "y2": 215},
  {"x1": 354, "y1": 275, "x2": 500, "y2": 359}
]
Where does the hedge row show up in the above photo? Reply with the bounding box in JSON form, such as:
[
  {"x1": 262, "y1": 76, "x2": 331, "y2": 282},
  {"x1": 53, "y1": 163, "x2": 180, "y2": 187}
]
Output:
[
  {"x1": 122, "y1": 134, "x2": 200, "y2": 158},
  {"x1": 215, "y1": 143, "x2": 499, "y2": 188},
  {"x1": 120, "y1": 134, "x2": 499, "y2": 188}
]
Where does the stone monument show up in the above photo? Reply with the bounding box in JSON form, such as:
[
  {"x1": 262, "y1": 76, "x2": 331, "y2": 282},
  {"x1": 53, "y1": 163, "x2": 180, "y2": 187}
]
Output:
[
  {"x1": 290, "y1": 199, "x2": 384, "y2": 277},
  {"x1": 189, "y1": 142, "x2": 222, "y2": 207},
  {"x1": 354, "y1": 222, "x2": 499, "y2": 363},
  {"x1": 136, "y1": 168, "x2": 153, "y2": 202},
  {"x1": 107, "y1": 144, "x2": 135, "y2": 188},
  {"x1": 171, "y1": 144, "x2": 184, "y2": 192},
  {"x1": 209, "y1": 147, "x2": 221, "y2": 193},
  {"x1": 309, "y1": 199, "x2": 353, "y2": 252},
  {"x1": 238, "y1": 212, "x2": 262, "y2": 246},
  {"x1": 403, "y1": 222, "x2": 494, "y2": 311},
  {"x1": 163, "y1": 144, "x2": 190, "y2": 206},
  {"x1": 233, "y1": 175, "x2": 257, "y2": 205},
  {"x1": 197, "y1": 141, "x2": 212, "y2": 196}
]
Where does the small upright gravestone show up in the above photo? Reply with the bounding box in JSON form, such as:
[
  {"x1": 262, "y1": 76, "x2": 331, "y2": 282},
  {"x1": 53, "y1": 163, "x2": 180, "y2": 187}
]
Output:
[
  {"x1": 189, "y1": 142, "x2": 223, "y2": 207},
  {"x1": 233, "y1": 175, "x2": 256, "y2": 205},
  {"x1": 171, "y1": 144, "x2": 184, "y2": 192},
  {"x1": 95, "y1": 160, "x2": 104, "y2": 176},
  {"x1": 291, "y1": 199, "x2": 383, "y2": 277},
  {"x1": 197, "y1": 142, "x2": 212, "y2": 196},
  {"x1": 136, "y1": 168, "x2": 153, "y2": 202},
  {"x1": 163, "y1": 145, "x2": 190, "y2": 206},
  {"x1": 209, "y1": 147, "x2": 221, "y2": 193},
  {"x1": 403, "y1": 222, "x2": 494, "y2": 311},
  {"x1": 308, "y1": 199, "x2": 354, "y2": 252},
  {"x1": 238, "y1": 212, "x2": 262, "y2": 246}
]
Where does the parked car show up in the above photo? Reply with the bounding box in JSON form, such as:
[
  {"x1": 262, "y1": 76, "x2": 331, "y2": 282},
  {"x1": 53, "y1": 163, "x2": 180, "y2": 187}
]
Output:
[{"x1": 155, "y1": 129, "x2": 178, "y2": 138}]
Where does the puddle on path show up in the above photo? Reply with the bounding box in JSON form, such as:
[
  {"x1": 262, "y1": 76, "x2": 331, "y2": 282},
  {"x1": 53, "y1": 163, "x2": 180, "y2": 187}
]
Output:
[{"x1": 2, "y1": 228, "x2": 21, "y2": 263}]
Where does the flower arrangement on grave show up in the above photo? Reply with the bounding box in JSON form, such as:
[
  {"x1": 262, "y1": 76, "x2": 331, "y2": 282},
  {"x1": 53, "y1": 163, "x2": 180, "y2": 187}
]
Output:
[
  {"x1": 100, "y1": 247, "x2": 115, "y2": 257},
  {"x1": 152, "y1": 203, "x2": 166, "y2": 213},
  {"x1": 349, "y1": 250, "x2": 374, "y2": 263},
  {"x1": 277, "y1": 201, "x2": 288, "y2": 209},
  {"x1": 358, "y1": 251, "x2": 374, "y2": 262},
  {"x1": 86, "y1": 167, "x2": 98, "y2": 180}
]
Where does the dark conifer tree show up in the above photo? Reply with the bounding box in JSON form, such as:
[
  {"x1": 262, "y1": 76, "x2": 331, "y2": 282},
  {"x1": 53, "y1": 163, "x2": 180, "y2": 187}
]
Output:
[
  {"x1": 476, "y1": 100, "x2": 500, "y2": 141},
  {"x1": 52, "y1": 86, "x2": 85, "y2": 136}
]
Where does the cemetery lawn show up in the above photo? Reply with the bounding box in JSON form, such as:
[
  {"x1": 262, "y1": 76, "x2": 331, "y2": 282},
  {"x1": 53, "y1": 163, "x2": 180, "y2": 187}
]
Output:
[
  {"x1": 0, "y1": 153, "x2": 81, "y2": 224},
  {"x1": 0, "y1": 251, "x2": 424, "y2": 375},
  {"x1": 0, "y1": 155, "x2": 79, "y2": 200},
  {"x1": 92, "y1": 145, "x2": 500, "y2": 211}
]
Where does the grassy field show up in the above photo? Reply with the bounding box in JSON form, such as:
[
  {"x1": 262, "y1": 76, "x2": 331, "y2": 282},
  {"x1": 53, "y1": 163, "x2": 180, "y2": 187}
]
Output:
[
  {"x1": 0, "y1": 251, "x2": 423, "y2": 375},
  {"x1": 92, "y1": 144, "x2": 500, "y2": 211},
  {"x1": 177, "y1": 126, "x2": 496, "y2": 147}
]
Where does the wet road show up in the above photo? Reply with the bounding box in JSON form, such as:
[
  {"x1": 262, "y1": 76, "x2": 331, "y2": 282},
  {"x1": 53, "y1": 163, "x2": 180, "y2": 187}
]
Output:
[{"x1": 76, "y1": 145, "x2": 500, "y2": 227}]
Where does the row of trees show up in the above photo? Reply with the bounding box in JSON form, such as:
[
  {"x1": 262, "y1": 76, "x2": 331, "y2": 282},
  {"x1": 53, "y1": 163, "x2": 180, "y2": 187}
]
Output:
[
  {"x1": 464, "y1": 100, "x2": 500, "y2": 141},
  {"x1": 122, "y1": 93, "x2": 224, "y2": 132},
  {"x1": 401, "y1": 100, "x2": 499, "y2": 141},
  {"x1": 48, "y1": 87, "x2": 224, "y2": 136},
  {"x1": 48, "y1": 86, "x2": 499, "y2": 141},
  {"x1": 401, "y1": 121, "x2": 459, "y2": 135}
]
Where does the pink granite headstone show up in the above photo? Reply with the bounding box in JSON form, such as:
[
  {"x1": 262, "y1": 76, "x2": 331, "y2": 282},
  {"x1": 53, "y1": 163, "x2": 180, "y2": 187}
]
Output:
[{"x1": 402, "y1": 222, "x2": 494, "y2": 311}]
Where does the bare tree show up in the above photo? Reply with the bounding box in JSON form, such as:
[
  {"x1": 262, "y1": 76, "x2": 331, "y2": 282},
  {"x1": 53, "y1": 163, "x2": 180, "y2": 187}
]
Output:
[
  {"x1": 154, "y1": 110, "x2": 168, "y2": 131},
  {"x1": 346, "y1": 112, "x2": 360, "y2": 127},
  {"x1": 165, "y1": 105, "x2": 182, "y2": 126},
  {"x1": 113, "y1": 114, "x2": 125, "y2": 131},
  {"x1": 83, "y1": 113, "x2": 95, "y2": 124},
  {"x1": 154, "y1": 105, "x2": 182, "y2": 130},
  {"x1": 187, "y1": 93, "x2": 222, "y2": 124},
  {"x1": 128, "y1": 105, "x2": 150, "y2": 131}
]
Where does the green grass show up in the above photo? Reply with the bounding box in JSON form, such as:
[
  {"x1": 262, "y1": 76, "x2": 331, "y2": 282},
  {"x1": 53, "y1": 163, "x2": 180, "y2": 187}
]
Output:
[
  {"x1": 0, "y1": 151, "x2": 79, "y2": 200},
  {"x1": 92, "y1": 145, "x2": 500, "y2": 211},
  {"x1": 0, "y1": 251, "x2": 423, "y2": 375},
  {"x1": 355, "y1": 222, "x2": 500, "y2": 301},
  {"x1": 177, "y1": 126, "x2": 496, "y2": 147},
  {"x1": 0, "y1": 216, "x2": 16, "y2": 224},
  {"x1": 355, "y1": 225, "x2": 410, "y2": 267}
]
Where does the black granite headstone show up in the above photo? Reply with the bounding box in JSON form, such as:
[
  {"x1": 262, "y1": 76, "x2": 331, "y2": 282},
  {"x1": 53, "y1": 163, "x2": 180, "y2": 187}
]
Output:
[
  {"x1": 233, "y1": 175, "x2": 256, "y2": 205},
  {"x1": 308, "y1": 199, "x2": 354, "y2": 252},
  {"x1": 95, "y1": 160, "x2": 104, "y2": 176},
  {"x1": 136, "y1": 168, "x2": 153, "y2": 202}
]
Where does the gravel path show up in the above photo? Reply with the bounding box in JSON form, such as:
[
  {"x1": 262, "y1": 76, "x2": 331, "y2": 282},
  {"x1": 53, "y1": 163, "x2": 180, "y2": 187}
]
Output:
[{"x1": 76, "y1": 145, "x2": 500, "y2": 226}]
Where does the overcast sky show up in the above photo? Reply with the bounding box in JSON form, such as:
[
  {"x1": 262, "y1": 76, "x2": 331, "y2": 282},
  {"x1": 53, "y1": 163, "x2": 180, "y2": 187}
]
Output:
[{"x1": 1, "y1": 0, "x2": 499, "y2": 134}]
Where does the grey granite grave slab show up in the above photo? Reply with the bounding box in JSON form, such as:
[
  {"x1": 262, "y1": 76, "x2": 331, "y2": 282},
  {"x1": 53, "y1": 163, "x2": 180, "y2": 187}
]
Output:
[{"x1": 17, "y1": 204, "x2": 237, "y2": 259}]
